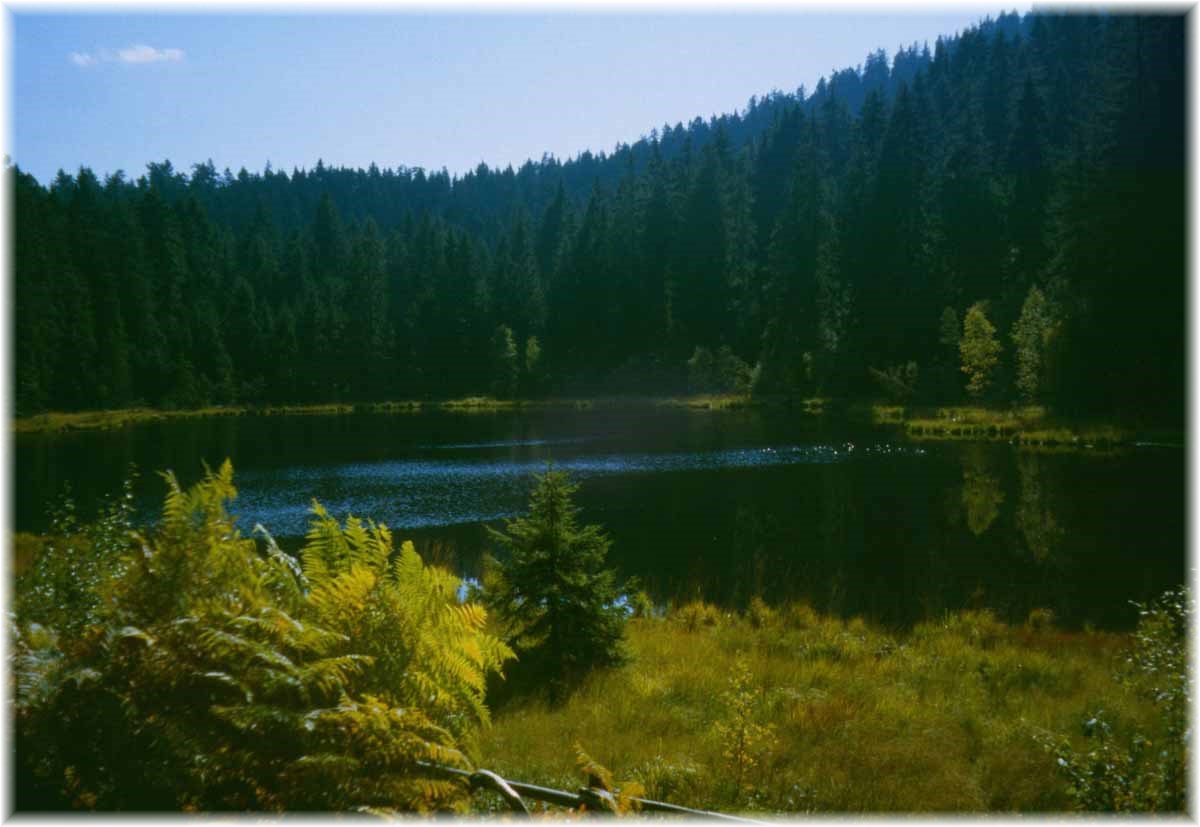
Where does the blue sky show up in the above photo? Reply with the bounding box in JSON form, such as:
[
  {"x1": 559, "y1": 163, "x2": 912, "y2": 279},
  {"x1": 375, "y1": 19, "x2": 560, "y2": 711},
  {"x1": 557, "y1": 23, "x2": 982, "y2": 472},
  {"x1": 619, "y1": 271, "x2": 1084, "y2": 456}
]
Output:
[{"x1": 13, "y1": 9, "x2": 1007, "y2": 186}]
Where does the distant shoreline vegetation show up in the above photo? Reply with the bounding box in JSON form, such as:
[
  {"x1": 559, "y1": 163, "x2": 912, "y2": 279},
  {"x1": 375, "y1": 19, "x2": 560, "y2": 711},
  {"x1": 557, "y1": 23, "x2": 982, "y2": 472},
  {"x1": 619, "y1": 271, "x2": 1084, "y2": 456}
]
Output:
[
  {"x1": 12, "y1": 396, "x2": 1174, "y2": 449},
  {"x1": 9, "y1": 395, "x2": 800, "y2": 434}
]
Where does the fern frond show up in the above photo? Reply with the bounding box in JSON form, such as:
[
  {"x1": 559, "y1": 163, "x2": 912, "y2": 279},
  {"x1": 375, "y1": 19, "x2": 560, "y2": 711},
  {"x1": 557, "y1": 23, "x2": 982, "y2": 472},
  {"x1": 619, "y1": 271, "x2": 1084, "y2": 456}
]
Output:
[
  {"x1": 114, "y1": 625, "x2": 156, "y2": 647},
  {"x1": 252, "y1": 646, "x2": 298, "y2": 674},
  {"x1": 302, "y1": 501, "x2": 349, "y2": 585},
  {"x1": 342, "y1": 515, "x2": 372, "y2": 563},
  {"x1": 307, "y1": 566, "x2": 377, "y2": 630},
  {"x1": 420, "y1": 741, "x2": 470, "y2": 769},
  {"x1": 195, "y1": 670, "x2": 253, "y2": 703},
  {"x1": 159, "y1": 470, "x2": 188, "y2": 528},
  {"x1": 254, "y1": 523, "x2": 308, "y2": 595},
  {"x1": 286, "y1": 753, "x2": 360, "y2": 777},
  {"x1": 197, "y1": 627, "x2": 270, "y2": 663},
  {"x1": 429, "y1": 648, "x2": 486, "y2": 694},
  {"x1": 297, "y1": 654, "x2": 374, "y2": 697},
  {"x1": 372, "y1": 522, "x2": 393, "y2": 566},
  {"x1": 211, "y1": 702, "x2": 305, "y2": 735},
  {"x1": 453, "y1": 602, "x2": 487, "y2": 631},
  {"x1": 391, "y1": 541, "x2": 424, "y2": 589}
]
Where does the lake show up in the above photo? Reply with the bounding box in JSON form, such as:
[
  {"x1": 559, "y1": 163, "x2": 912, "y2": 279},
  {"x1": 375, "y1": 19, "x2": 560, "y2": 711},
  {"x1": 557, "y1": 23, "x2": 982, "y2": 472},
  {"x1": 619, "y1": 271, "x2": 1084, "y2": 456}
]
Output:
[{"x1": 13, "y1": 406, "x2": 1184, "y2": 630}]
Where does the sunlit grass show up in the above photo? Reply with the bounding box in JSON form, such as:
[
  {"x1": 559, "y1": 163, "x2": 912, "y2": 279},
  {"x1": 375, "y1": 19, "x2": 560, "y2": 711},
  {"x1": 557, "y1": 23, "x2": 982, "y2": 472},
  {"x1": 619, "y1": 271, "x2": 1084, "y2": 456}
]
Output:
[
  {"x1": 895, "y1": 405, "x2": 1131, "y2": 446},
  {"x1": 905, "y1": 404, "x2": 1044, "y2": 433},
  {"x1": 11, "y1": 403, "x2": 366, "y2": 433},
  {"x1": 13, "y1": 406, "x2": 242, "y2": 433},
  {"x1": 13, "y1": 396, "x2": 784, "y2": 432},
  {"x1": 479, "y1": 602, "x2": 1153, "y2": 814},
  {"x1": 869, "y1": 403, "x2": 907, "y2": 423}
]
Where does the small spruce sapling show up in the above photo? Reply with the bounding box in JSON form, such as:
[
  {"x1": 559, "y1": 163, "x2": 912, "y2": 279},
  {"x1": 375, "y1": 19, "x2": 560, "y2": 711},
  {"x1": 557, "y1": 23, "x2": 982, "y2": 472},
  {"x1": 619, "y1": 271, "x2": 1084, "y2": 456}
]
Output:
[{"x1": 484, "y1": 470, "x2": 626, "y2": 697}]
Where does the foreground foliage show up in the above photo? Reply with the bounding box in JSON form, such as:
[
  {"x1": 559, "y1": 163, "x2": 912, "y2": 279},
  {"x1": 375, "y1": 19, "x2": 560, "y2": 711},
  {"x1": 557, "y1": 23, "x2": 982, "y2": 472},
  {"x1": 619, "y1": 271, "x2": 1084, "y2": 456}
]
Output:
[
  {"x1": 11, "y1": 465, "x2": 1185, "y2": 814},
  {"x1": 12, "y1": 461, "x2": 512, "y2": 812},
  {"x1": 1038, "y1": 588, "x2": 1189, "y2": 811},
  {"x1": 480, "y1": 597, "x2": 1187, "y2": 814}
]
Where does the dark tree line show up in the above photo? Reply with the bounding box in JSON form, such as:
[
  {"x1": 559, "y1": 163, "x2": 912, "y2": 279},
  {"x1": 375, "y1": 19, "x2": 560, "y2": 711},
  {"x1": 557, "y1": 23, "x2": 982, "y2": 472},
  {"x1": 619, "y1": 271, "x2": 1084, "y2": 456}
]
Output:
[{"x1": 14, "y1": 11, "x2": 1184, "y2": 422}]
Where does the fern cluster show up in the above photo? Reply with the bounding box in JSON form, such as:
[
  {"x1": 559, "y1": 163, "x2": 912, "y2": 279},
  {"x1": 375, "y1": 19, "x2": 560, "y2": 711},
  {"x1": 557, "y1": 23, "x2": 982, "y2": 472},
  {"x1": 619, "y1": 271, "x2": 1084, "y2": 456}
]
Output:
[{"x1": 13, "y1": 460, "x2": 512, "y2": 812}]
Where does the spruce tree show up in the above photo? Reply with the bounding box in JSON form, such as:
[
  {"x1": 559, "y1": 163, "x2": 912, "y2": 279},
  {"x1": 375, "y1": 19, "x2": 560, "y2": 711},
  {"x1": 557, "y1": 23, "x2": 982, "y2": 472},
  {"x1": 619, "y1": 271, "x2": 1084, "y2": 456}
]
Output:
[{"x1": 484, "y1": 470, "x2": 626, "y2": 697}]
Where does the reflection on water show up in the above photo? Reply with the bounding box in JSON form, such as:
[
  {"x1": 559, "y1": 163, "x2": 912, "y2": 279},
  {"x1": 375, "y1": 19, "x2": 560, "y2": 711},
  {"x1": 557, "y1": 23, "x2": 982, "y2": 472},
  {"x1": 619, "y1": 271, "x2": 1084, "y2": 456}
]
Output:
[
  {"x1": 421, "y1": 436, "x2": 596, "y2": 450},
  {"x1": 961, "y1": 446, "x2": 1005, "y2": 536},
  {"x1": 1016, "y1": 453, "x2": 1062, "y2": 563},
  {"x1": 13, "y1": 409, "x2": 1184, "y2": 630}
]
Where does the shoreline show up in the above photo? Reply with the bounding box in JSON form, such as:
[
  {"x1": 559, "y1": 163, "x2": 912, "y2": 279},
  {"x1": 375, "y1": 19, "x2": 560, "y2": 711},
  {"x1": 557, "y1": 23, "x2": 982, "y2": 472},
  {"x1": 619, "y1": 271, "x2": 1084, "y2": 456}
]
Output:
[
  {"x1": 11, "y1": 397, "x2": 1179, "y2": 448},
  {"x1": 10, "y1": 395, "x2": 822, "y2": 434}
]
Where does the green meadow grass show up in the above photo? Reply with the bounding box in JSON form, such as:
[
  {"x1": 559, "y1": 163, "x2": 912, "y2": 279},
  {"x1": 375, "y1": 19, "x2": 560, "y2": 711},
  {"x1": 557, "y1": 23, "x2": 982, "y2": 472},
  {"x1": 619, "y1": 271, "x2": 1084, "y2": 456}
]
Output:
[{"x1": 479, "y1": 601, "x2": 1158, "y2": 814}]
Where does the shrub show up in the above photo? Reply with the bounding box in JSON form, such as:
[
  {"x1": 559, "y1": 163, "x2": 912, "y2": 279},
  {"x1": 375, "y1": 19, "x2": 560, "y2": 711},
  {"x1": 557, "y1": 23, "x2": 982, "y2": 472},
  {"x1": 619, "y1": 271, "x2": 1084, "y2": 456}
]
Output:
[
  {"x1": 686, "y1": 345, "x2": 753, "y2": 395},
  {"x1": 1039, "y1": 587, "x2": 1189, "y2": 812},
  {"x1": 782, "y1": 602, "x2": 821, "y2": 629},
  {"x1": 1025, "y1": 608, "x2": 1056, "y2": 632},
  {"x1": 747, "y1": 596, "x2": 778, "y2": 629},
  {"x1": 12, "y1": 461, "x2": 511, "y2": 813},
  {"x1": 628, "y1": 590, "x2": 657, "y2": 620},
  {"x1": 713, "y1": 656, "x2": 778, "y2": 803},
  {"x1": 674, "y1": 600, "x2": 722, "y2": 632}
]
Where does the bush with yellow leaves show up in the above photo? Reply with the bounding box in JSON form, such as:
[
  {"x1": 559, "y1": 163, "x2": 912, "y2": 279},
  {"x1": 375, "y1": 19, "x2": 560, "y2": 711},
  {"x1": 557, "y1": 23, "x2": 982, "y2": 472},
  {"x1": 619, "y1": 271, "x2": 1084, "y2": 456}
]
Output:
[
  {"x1": 713, "y1": 656, "x2": 778, "y2": 803},
  {"x1": 12, "y1": 460, "x2": 512, "y2": 813}
]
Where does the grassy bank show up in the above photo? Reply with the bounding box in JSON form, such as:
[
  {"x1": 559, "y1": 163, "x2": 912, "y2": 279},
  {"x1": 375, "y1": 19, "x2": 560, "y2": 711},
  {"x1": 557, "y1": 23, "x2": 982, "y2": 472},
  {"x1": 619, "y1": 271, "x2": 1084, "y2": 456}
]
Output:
[
  {"x1": 13, "y1": 395, "x2": 832, "y2": 434},
  {"x1": 479, "y1": 601, "x2": 1168, "y2": 814},
  {"x1": 857, "y1": 404, "x2": 1144, "y2": 447},
  {"x1": 12, "y1": 403, "x2": 361, "y2": 434},
  {"x1": 14, "y1": 398, "x2": 1161, "y2": 449}
]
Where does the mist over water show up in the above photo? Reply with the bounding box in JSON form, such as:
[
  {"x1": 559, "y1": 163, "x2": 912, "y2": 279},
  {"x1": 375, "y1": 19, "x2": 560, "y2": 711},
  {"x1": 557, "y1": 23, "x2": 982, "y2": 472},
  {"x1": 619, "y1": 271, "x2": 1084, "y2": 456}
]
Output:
[{"x1": 14, "y1": 408, "x2": 1183, "y2": 630}]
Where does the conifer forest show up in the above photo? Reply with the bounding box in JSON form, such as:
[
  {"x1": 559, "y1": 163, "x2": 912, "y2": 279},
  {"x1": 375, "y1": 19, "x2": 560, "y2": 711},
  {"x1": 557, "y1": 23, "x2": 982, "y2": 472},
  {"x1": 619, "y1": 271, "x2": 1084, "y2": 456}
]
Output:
[{"x1": 14, "y1": 12, "x2": 1184, "y2": 422}]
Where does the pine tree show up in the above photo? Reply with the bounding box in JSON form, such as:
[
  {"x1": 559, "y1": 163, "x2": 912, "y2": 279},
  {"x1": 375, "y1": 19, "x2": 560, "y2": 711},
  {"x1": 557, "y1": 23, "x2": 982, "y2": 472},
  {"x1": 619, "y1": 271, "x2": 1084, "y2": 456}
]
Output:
[
  {"x1": 1006, "y1": 76, "x2": 1052, "y2": 292},
  {"x1": 347, "y1": 217, "x2": 390, "y2": 400},
  {"x1": 484, "y1": 470, "x2": 626, "y2": 697},
  {"x1": 673, "y1": 146, "x2": 729, "y2": 354},
  {"x1": 758, "y1": 115, "x2": 841, "y2": 395}
]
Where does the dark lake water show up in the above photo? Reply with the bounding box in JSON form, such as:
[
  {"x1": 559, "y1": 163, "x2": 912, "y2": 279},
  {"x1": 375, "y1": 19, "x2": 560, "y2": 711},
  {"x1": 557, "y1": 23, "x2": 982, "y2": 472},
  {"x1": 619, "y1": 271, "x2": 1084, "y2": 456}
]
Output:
[{"x1": 13, "y1": 407, "x2": 1185, "y2": 630}]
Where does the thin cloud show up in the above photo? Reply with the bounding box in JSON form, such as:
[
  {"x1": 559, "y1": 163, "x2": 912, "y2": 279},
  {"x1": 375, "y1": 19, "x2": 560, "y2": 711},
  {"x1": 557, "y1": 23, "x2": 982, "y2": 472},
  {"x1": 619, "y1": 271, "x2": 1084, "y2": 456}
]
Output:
[
  {"x1": 67, "y1": 44, "x2": 185, "y2": 68},
  {"x1": 117, "y1": 44, "x2": 184, "y2": 64}
]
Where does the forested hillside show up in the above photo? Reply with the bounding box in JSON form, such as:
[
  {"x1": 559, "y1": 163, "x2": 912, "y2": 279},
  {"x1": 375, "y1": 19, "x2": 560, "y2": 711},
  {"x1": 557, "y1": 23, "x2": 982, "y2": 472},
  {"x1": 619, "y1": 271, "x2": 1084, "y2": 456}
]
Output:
[{"x1": 13, "y1": 11, "x2": 1184, "y2": 422}]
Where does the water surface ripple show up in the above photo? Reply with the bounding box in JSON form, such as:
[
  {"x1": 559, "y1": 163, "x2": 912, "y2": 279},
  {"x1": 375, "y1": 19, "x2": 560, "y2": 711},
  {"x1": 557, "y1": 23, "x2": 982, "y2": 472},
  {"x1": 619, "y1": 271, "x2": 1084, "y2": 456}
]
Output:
[{"x1": 216, "y1": 442, "x2": 924, "y2": 535}]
